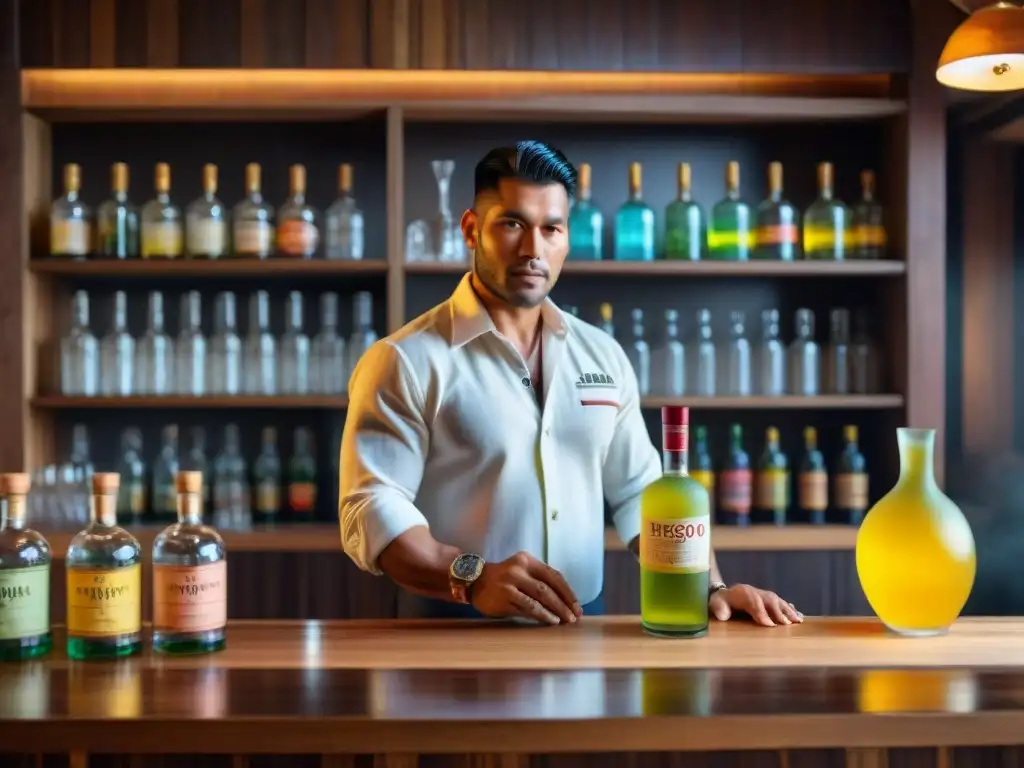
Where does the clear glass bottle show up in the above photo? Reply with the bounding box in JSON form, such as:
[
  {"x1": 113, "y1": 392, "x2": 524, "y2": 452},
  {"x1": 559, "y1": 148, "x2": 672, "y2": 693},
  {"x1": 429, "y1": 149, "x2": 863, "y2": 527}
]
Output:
[
  {"x1": 151, "y1": 425, "x2": 180, "y2": 523},
  {"x1": 182, "y1": 426, "x2": 211, "y2": 512},
  {"x1": 625, "y1": 309, "x2": 650, "y2": 396},
  {"x1": 213, "y1": 424, "x2": 250, "y2": 531},
  {"x1": 233, "y1": 163, "x2": 275, "y2": 258},
  {"x1": 100, "y1": 291, "x2": 134, "y2": 397},
  {"x1": 346, "y1": 292, "x2": 378, "y2": 376},
  {"x1": 244, "y1": 291, "x2": 277, "y2": 395},
  {"x1": 141, "y1": 163, "x2": 183, "y2": 259},
  {"x1": 136, "y1": 291, "x2": 175, "y2": 395},
  {"x1": 50, "y1": 163, "x2": 91, "y2": 259},
  {"x1": 152, "y1": 471, "x2": 227, "y2": 655},
  {"x1": 851, "y1": 170, "x2": 886, "y2": 260},
  {"x1": 253, "y1": 427, "x2": 282, "y2": 525},
  {"x1": 311, "y1": 292, "x2": 347, "y2": 394},
  {"x1": 613, "y1": 162, "x2": 656, "y2": 261},
  {"x1": 115, "y1": 427, "x2": 146, "y2": 526},
  {"x1": 62, "y1": 425, "x2": 94, "y2": 528},
  {"x1": 280, "y1": 291, "x2": 311, "y2": 395},
  {"x1": 209, "y1": 292, "x2": 243, "y2": 396},
  {"x1": 664, "y1": 162, "x2": 705, "y2": 261},
  {"x1": 325, "y1": 163, "x2": 365, "y2": 260},
  {"x1": 802, "y1": 162, "x2": 850, "y2": 260},
  {"x1": 724, "y1": 311, "x2": 752, "y2": 396},
  {"x1": 185, "y1": 163, "x2": 227, "y2": 259},
  {"x1": 825, "y1": 308, "x2": 851, "y2": 395},
  {"x1": 850, "y1": 309, "x2": 880, "y2": 395},
  {"x1": 692, "y1": 308, "x2": 716, "y2": 397},
  {"x1": 598, "y1": 302, "x2": 615, "y2": 338},
  {"x1": 65, "y1": 473, "x2": 142, "y2": 660},
  {"x1": 0, "y1": 473, "x2": 52, "y2": 661},
  {"x1": 708, "y1": 161, "x2": 751, "y2": 261},
  {"x1": 756, "y1": 308, "x2": 786, "y2": 397},
  {"x1": 288, "y1": 427, "x2": 318, "y2": 520},
  {"x1": 277, "y1": 164, "x2": 320, "y2": 258},
  {"x1": 568, "y1": 162, "x2": 603, "y2": 261},
  {"x1": 753, "y1": 162, "x2": 798, "y2": 261},
  {"x1": 788, "y1": 309, "x2": 821, "y2": 396},
  {"x1": 650, "y1": 309, "x2": 685, "y2": 397},
  {"x1": 60, "y1": 290, "x2": 100, "y2": 396},
  {"x1": 176, "y1": 291, "x2": 207, "y2": 396},
  {"x1": 95, "y1": 162, "x2": 139, "y2": 259}
]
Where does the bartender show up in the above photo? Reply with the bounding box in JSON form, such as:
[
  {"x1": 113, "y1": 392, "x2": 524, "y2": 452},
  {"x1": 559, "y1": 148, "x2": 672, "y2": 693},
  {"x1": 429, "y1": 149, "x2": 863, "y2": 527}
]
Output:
[{"x1": 339, "y1": 141, "x2": 802, "y2": 627}]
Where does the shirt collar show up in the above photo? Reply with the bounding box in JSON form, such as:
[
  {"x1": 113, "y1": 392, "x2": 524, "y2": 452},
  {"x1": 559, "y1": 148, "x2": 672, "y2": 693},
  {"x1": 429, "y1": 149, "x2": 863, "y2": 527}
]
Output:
[{"x1": 448, "y1": 273, "x2": 569, "y2": 348}]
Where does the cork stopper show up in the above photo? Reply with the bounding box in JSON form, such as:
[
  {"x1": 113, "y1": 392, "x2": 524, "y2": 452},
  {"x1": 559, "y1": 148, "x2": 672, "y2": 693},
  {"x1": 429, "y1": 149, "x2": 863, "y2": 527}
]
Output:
[
  {"x1": 628, "y1": 162, "x2": 642, "y2": 195},
  {"x1": 861, "y1": 169, "x2": 876, "y2": 196},
  {"x1": 599, "y1": 302, "x2": 613, "y2": 324},
  {"x1": 578, "y1": 163, "x2": 592, "y2": 194},
  {"x1": 817, "y1": 162, "x2": 834, "y2": 193},
  {"x1": 202, "y1": 163, "x2": 218, "y2": 194},
  {"x1": 245, "y1": 163, "x2": 262, "y2": 194},
  {"x1": 766, "y1": 426, "x2": 780, "y2": 443},
  {"x1": 844, "y1": 425, "x2": 859, "y2": 443},
  {"x1": 92, "y1": 472, "x2": 121, "y2": 495},
  {"x1": 339, "y1": 163, "x2": 353, "y2": 193},
  {"x1": 804, "y1": 426, "x2": 818, "y2": 447},
  {"x1": 678, "y1": 162, "x2": 691, "y2": 193},
  {"x1": 111, "y1": 162, "x2": 129, "y2": 194},
  {"x1": 64, "y1": 163, "x2": 81, "y2": 193},
  {"x1": 289, "y1": 164, "x2": 307, "y2": 196},
  {"x1": 154, "y1": 162, "x2": 171, "y2": 194},
  {"x1": 0, "y1": 473, "x2": 31, "y2": 496},
  {"x1": 725, "y1": 161, "x2": 740, "y2": 192},
  {"x1": 176, "y1": 471, "x2": 203, "y2": 495},
  {"x1": 768, "y1": 162, "x2": 783, "y2": 193}
]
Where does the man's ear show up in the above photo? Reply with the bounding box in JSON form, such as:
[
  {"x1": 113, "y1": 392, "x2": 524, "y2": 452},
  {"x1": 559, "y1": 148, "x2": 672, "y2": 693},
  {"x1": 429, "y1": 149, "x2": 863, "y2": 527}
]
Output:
[{"x1": 460, "y1": 209, "x2": 478, "y2": 251}]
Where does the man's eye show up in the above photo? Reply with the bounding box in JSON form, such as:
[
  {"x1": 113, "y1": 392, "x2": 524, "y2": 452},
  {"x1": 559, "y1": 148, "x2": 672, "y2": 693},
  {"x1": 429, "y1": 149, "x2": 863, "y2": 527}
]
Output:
[{"x1": 502, "y1": 220, "x2": 522, "y2": 229}]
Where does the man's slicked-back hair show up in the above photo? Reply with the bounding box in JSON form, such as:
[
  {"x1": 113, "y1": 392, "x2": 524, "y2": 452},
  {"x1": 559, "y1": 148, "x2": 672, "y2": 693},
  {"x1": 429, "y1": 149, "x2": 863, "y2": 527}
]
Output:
[{"x1": 473, "y1": 140, "x2": 578, "y2": 201}]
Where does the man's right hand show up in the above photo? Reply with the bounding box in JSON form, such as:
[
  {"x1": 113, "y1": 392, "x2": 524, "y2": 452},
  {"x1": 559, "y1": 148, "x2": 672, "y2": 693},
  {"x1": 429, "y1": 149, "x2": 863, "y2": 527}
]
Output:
[{"x1": 471, "y1": 552, "x2": 583, "y2": 625}]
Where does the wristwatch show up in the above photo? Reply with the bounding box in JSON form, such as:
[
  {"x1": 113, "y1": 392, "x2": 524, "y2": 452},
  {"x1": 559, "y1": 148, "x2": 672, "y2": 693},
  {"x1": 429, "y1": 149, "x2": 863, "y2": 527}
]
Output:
[
  {"x1": 449, "y1": 553, "x2": 486, "y2": 604},
  {"x1": 708, "y1": 581, "x2": 728, "y2": 602}
]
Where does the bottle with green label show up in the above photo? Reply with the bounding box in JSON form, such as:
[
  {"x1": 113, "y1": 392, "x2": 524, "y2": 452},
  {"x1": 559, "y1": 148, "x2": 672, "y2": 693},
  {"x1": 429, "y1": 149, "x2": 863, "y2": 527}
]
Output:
[
  {"x1": 754, "y1": 427, "x2": 789, "y2": 525},
  {"x1": 708, "y1": 161, "x2": 751, "y2": 261},
  {"x1": 0, "y1": 473, "x2": 52, "y2": 660},
  {"x1": 802, "y1": 162, "x2": 850, "y2": 260}
]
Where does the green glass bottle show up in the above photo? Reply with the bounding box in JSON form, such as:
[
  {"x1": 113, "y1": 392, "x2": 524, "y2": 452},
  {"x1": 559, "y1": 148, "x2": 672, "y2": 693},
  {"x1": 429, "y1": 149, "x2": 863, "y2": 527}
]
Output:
[
  {"x1": 708, "y1": 161, "x2": 751, "y2": 261},
  {"x1": 689, "y1": 426, "x2": 716, "y2": 516},
  {"x1": 835, "y1": 424, "x2": 868, "y2": 525},
  {"x1": 753, "y1": 162, "x2": 799, "y2": 261},
  {"x1": 569, "y1": 162, "x2": 604, "y2": 261},
  {"x1": 664, "y1": 162, "x2": 705, "y2": 260},
  {"x1": 802, "y1": 162, "x2": 850, "y2": 260},
  {"x1": 798, "y1": 426, "x2": 828, "y2": 525},
  {"x1": 754, "y1": 427, "x2": 789, "y2": 526},
  {"x1": 613, "y1": 162, "x2": 655, "y2": 261},
  {"x1": 851, "y1": 169, "x2": 886, "y2": 260},
  {"x1": 719, "y1": 424, "x2": 752, "y2": 526}
]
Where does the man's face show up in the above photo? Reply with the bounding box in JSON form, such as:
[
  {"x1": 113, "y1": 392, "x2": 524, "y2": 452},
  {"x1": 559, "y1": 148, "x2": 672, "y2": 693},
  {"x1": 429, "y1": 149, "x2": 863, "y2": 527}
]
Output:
[{"x1": 461, "y1": 178, "x2": 570, "y2": 308}]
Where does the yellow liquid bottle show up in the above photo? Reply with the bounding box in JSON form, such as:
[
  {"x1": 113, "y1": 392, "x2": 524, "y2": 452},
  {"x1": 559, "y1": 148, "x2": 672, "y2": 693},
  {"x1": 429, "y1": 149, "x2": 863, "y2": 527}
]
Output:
[{"x1": 855, "y1": 428, "x2": 976, "y2": 635}]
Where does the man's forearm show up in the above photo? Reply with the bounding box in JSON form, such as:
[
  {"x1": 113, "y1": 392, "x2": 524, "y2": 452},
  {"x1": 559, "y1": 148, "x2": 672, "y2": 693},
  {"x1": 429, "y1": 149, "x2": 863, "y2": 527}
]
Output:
[
  {"x1": 377, "y1": 525, "x2": 462, "y2": 602},
  {"x1": 628, "y1": 536, "x2": 725, "y2": 584}
]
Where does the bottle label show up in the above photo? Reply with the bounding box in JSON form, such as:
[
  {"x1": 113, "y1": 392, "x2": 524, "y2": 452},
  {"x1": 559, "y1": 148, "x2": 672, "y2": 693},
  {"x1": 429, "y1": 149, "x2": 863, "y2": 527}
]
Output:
[
  {"x1": 51, "y1": 219, "x2": 90, "y2": 256},
  {"x1": 707, "y1": 230, "x2": 753, "y2": 250},
  {"x1": 256, "y1": 481, "x2": 280, "y2": 514},
  {"x1": 755, "y1": 224, "x2": 799, "y2": 246},
  {"x1": 755, "y1": 469, "x2": 789, "y2": 509},
  {"x1": 639, "y1": 516, "x2": 711, "y2": 574},
  {"x1": 142, "y1": 221, "x2": 183, "y2": 258},
  {"x1": 67, "y1": 565, "x2": 142, "y2": 638},
  {"x1": 799, "y1": 470, "x2": 829, "y2": 511},
  {"x1": 289, "y1": 482, "x2": 317, "y2": 514},
  {"x1": 690, "y1": 469, "x2": 715, "y2": 512},
  {"x1": 277, "y1": 220, "x2": 319, "y2": 256},
  {"x1": 0, "y1": 564, "x2": 51, "y2": 641},
  {"x1": 129, "y1": 480, "x2": 145, "y2": 517},
  {"x1": 836, "y1": 472, "x2": 869, "y2": 509},
  {"x1": 187, "y1": 218, "x2": 227, "y2": 256},
  {"x1": 234, "y1": 221, "x2": 273, "y2": 255},
  {"x1": 719, "y1": 469, "x2": 752, "y2": 514},
  {"x1": 853, "y1": 224, "x2": 887, "y2": 248},
  {"x1": 153, "y1": 561, "x2": 227, "y2": 633},
  {"x1": 662, "y1": 424, "x2": 687, "y2": 452},
  {"x1": 803, "y1": 225, "x2": 849, "y2": 255}
]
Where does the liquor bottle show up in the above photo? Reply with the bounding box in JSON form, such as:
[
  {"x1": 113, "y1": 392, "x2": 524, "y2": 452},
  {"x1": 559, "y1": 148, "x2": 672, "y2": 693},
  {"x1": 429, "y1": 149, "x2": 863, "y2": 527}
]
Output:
[
  {"x1": 650, "y1": 309, "x2": 685, "y2": 397},
  {"x1": 253, "y1": 427, "x2": 282, "y2": 525},
  {"x1": 638, "y1": 406, "x2": 711, "y2": 637},
  {"x1": 708, "y1": 161, "x2": 751, "y2": 261},
  {"x1": 66, "y1": 473, "x2": 142, "y2": 660},
  {"x1": 718, "y1": 424, "x2": 751, "y2": 526},
  {"x1": 598, "y1": 303, "x2": 615, "y2": 338},
  {"x1": 664, "y1": 162, "x2": 705, "y2": 261},
  {"x1": 152, "y1": 471, "x2": 227, "y2": 655},
  {"x1": 209, "y1": 292, "x2": 243, "y2": 396},
  {"x1": 851, "y1": 170, "x2": 886, "y2": 260},
  {"x1": 277, "y1": 164, "x2": 320, "y2": 258},
  {"x1": 613, "y1": 162, "x2": 655, "y2": 261},
  {"x1": 141, "y1": 163, "x2": 183, "y2": 259},
  {"x1": 233, "y1": 163, "x2": 275, "y2": 258},
  {"x1": 802, "y1": 162, "x2": 850, "y2": 260},
  {"x1": 100, "y1": 291, "x2": 135, "y2": 396},
  {"x1": 325, "y1": 163, "x2": 365, "y2": 260},
  {"x1": 755, "y1": 308, "x2": 785, "y2": 396},
  {"x1": 835, "y1": 425, "x2": 868, "y2": 525},
  {"x1": 346, "y1": 292, "x2": 378, "y2": 376},
  {"x1": 136, "y1": 291, "x2": 175, "y2": 395},
  {"x1": 115, "y1": 428, "x2": 146, "y2": 525},
  {"x1": 311, "y1": 292, "x2": 347, "y2": 394},
  {"x1": 788, "y1": 309, "x2": 820, "y2": 396},
  {"x1": 60, "y1": 291, "x2": 100, "y2": 397},
  {"x1": 280, "y1": 291, "x2": 311, "y2": 394},
  {"x1": 754, "y1": 427, "x2": 789, "y2": 526},
  {"x1": 288, "y1": 427, "x2": 318, "y2": 520},
  {"x1": 50, "y1": 163, "x2": 91, "y2": 259},
  {"x1": 798, "y1": 427, "x2": 828, "y2": 525},
  {"x1": 65, "y1": 425, "x2": 95, "y2": 527},
  {"x1": 213, "y1": 424, "x2": 251, "y2": 531},
  {"x1": 0, "y1": 473, "x2": 52, "y2": 661},
  {"x1": 183, "y1": 426, "x2": 211, "y2": 511},
  {"x1": 95, "y1": 162, "x2": 139, "y2": 259},
  {"x1": 724, "y1": 311, "x2": 752, "y2": 397},
  {"x1": 825, "y1": 308, "x2": 851, "y2": 395},
  {"x1": 753, "y1": 162, "x2": 798, "y2": 261},
  {"x1": 626, "y1": 309, "x2": 650, "y2": 396},
  {"x1": 176, "y1": 291, "x2": 207, "y2": 396},
  {"x1": 568, "y1": 162, "x2": 603, "y2": 261},
  {"x1": 152, "y1": 425, "x2": 180, "y2": 522},
  {"x1": 850, "y1": 309, "x2": 880, "y2": 395},
  {"x1": 245, "y1": 291, "x2": 277, "y2": 395},
  {"x1": 693, "y1": 308, "x2": 715, "y2": 397},
  {"x1": 690, "y1": 426, "x2": 715, "y2": 515},
  {"x1": 185, "y1": 163, "x2": 227, "y2": 259}
]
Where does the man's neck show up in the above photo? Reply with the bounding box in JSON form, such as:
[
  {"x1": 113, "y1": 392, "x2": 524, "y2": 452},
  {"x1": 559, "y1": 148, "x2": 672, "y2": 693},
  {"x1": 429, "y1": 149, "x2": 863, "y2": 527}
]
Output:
[{"x1": 470, "y1": 273, "x2": 544, "y2": 352}]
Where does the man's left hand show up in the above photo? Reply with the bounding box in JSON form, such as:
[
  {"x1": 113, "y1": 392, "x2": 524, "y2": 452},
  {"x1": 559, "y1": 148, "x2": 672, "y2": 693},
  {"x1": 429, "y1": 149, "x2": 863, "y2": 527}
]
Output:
[{"x1": 710, "y1": 584, "x2": 803, "y2": 627}]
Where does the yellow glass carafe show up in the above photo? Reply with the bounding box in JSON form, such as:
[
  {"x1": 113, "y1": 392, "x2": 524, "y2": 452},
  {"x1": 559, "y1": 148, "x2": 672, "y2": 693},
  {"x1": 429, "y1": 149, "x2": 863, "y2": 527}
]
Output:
[{"x1": 855, "y1": 428, "x2": 976, "y2": 636}]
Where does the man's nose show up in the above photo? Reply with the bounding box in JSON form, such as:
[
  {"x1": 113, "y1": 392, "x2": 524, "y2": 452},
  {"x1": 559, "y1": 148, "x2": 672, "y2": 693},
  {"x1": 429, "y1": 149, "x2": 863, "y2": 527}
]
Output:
[{"x1": 518, "y1": 227, "x2": 544, "y2": 259}]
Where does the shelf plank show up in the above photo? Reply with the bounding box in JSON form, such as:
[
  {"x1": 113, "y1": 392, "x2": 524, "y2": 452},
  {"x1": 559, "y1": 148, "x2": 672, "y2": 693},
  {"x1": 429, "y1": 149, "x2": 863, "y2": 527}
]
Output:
[
  {"x1": 406, "y1": 261, "x2": 907, "y2": 277},
  {"x1": 643, "y1": 395, "x2": 904, "y2": 409},
  {"x1": 28, "y1": 259, "x2": 388, "y2": 277}
]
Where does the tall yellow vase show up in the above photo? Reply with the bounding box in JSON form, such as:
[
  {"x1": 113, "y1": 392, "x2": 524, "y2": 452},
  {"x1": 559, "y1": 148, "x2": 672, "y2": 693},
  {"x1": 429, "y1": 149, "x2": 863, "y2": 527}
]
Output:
[{"x1": 855, "y1": 428, "x2": 976, "y2": 636}]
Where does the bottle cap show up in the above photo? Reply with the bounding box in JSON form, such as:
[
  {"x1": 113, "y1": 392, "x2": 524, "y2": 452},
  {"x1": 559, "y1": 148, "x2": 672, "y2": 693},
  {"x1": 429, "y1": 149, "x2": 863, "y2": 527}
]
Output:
[
  {"x1": 661, "y1": 406, "x2": 689, "y2": 427},
  {"x1": 92, "y1": 472, "x2": 121, "y2": 494},
  {"x1": 0, "y1": 473, "x2": 30, "y2": 495},
  {"x1": 176, "y1": 471, "x2": 203, "y2": 494}
]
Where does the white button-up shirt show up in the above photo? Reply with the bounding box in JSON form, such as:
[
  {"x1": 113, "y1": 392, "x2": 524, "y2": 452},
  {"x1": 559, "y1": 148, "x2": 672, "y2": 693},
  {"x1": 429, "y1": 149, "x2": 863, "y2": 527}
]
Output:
[{"x1": 339, "y1": 274, "x2": 662, "y2": 604}]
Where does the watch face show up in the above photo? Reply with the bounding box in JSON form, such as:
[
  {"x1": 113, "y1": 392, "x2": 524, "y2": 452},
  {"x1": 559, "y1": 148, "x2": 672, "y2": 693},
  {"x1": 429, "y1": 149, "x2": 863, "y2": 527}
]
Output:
[{"x1": 452, "y1": 553, "x2": 484, "y2": 581}]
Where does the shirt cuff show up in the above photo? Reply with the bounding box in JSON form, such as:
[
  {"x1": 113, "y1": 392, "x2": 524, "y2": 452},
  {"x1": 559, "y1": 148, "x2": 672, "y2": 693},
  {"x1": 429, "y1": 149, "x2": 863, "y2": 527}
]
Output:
[
  {"x1": 346, "y1": 494, "x2": 430, "y2": 576},
  {"x1": 612, "y1": 502, "x2": 641, "y2": 549}
]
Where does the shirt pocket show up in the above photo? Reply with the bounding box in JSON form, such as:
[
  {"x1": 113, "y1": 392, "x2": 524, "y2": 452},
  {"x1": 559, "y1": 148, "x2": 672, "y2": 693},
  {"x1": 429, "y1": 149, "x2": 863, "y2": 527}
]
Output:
[{"x1": 568, "y1": 388, "x2": 620, "y2": 456}]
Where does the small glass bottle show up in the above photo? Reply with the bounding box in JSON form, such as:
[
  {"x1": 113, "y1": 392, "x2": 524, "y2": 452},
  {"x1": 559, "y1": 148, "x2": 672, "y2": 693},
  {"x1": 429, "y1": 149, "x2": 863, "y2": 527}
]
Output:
[
  {"x1": 288, "y1": 427, "x2": 318, "y2": 520},
  {"x1": 798, "y1": 427, "x2": 828, "y2": 525},
  {"x1": 176, "y1": 291, "x2": 207, "y2": 396},
  {"x1": 141, "y1": 162, "x2": 183, "y2": 259},
  {"x1": 626, "y1": 309, "x2": 650, "y2": 396},
  {"x1": 718, "y1": 424, "x2": 751, "y2": 526},
  {"x1": 835, "y1": 425, "x2": 869, "y2": 525},
  {"x1": 209, "y1": 292, "x2": 243, "y2": 396},
  {"x1": 311, "y1": 292, "x2": 347, "y2": 394},
  {"x1": 60, "y1": 290, "x2": 100, "y2": 397},
  {"x1": 851, "y1": 170, "x2": 886, "y2": 260},
  {"x1": 66, "y1": 473, "x2": 143, "y2": 660},
  {"x1": 152, "y1": 471, "x2": 227, "y2": 655},
  {"x1": 613, "y1": 162, "x2": 655, "y2": 261},
  {"x1": 253, "y1": 427, "x2": 282, "y2": 525},
  {"x1": 50, "y1": 163, "x2": 91, "y2": 259},
  {"x1": 826, "y1": 308, "x2": 851, "y2": 395},
  {"x1": 850, "y1": 309, "x2": 880, "y2": 394},
  {"x1": 185, "y1": 163, "x2": 228, "y2": 259},
  {"x1": 213, "y1": 424, "x2": 250, "y2": 531},
  {"x1": 136, "y1": 291, "x2": 175, "y2": 395},
  {"x1": 756, "y1": 309, "x2": 786, "y2": 397},
  {"x1": 708, "y1": 161, "x2": 751, "y2": 261},
  {"x1": 0, "y1": 473, "x2": 52, "y2": 661},
  {"x1": 182, "y1": 426, "x2": 211, "y2": 512},
  {"x1": 115, "y1": 428, "x2": 146, "y2": 526},
  {"x1": 151, "y1": 425, "x2": 180, "y2": 523},
  {"x1": 277, "y1": 164, "x2": 320, "y2": 258},
  {"x1": 690, "y1": 427, "x2": 716, "y2": 515},
  {"x1": 568, "y1": 162, "x2": 603, "y2": 261},
  {"x1": 280, "y1": 291, "x2": 311, "y2": 394},
  {"x1": 754, "y1": 427, "x2": 789, "y2": 526},
  {"x1": 802, "y1": 162, "x2": 850, "y2": 260},
  {"x1": 95, "y1": 162, "x2": 139, "y2": 259},
  {"x1": 346, "y1": 292, "x2": 378, "y2": 376},
  {"x1": 325, "y1": 163, "x2": 365, "y2": 260},
  {"x1": 245, "y1": 291, "x2": 277, "y2": 395},
  {"x1": 101, "y1": 291, "x2": 135, "y2": 397},
  {"x1": 650, "y1": 309, "x2": 685, "y2": 397},
  {"x1": 598, "y1": 302, "x2": 615, "y2": 338},
  {"x1": 788, "y1": 309, "x2": 820, "y2": 396},
  {"x1": 753, "y1": 162, "x2": 798, "y2": 261},
  {"x1": 693, "y1": 308, "x2": 716, "y2": 397},
  {"x1": 724, "y1": 311, "x2": 752, "y2": 397},
  {"x1": 233, "y1": 163, "x2": 275, "y2": 258},
  {"x1": 664, "y1": 162, "x2": 705, "y2": 261}
]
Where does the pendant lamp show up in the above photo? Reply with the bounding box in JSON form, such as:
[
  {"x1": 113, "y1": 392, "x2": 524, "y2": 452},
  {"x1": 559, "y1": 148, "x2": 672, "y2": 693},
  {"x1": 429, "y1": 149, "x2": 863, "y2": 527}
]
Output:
[{"x1": 937, "y1": 2, "x2": 1024, "y2": 91}]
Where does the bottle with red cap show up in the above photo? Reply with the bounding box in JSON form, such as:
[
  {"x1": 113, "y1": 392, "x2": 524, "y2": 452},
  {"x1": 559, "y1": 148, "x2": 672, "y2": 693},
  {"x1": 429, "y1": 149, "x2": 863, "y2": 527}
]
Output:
[{"x1": 638, "y1": 406, "x2": 712, "y2": 637}]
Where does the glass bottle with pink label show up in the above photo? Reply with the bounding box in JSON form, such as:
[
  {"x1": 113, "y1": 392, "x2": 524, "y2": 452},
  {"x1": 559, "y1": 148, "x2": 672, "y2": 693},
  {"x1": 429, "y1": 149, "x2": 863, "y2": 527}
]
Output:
[{"x1": 152, "y1": 470, "x2": 227, "y2": 655}]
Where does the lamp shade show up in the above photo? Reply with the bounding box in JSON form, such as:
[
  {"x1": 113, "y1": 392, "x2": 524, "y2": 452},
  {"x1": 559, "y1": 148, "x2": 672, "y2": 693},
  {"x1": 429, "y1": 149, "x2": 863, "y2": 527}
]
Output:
[{"x1": 937, "y1": 2, "x2": 1024, "y2": 91}]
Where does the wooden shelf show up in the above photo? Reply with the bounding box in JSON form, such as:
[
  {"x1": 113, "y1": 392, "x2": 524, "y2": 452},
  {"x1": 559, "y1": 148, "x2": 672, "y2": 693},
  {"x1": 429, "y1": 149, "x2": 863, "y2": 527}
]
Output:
[
  {"x1": 643, "y1": 395, "x2": 904, "y2": 409},
  {"x1": 28, "y1": 259, "x2": 388, "y2": 278},
  {"x1": 407, "y1": 261, "x2": 907, "y2": 277},
  {"x1": 30, "y1": 396, "x2": 350, "y2": 409}
]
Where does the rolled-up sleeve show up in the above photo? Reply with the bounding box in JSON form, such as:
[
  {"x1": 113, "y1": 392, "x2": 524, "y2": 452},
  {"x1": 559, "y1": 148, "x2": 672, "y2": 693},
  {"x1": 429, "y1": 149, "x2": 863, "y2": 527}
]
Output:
[{"x1": 339, "y1": 340, "x2": 431, "y2": 574}]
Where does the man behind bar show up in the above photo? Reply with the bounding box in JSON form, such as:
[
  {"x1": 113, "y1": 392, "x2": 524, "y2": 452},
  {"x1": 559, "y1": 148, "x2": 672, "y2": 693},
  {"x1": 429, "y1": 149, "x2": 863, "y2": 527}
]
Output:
[{"x1": 339, "y1": 140, "x2": 802, "y2": 626}]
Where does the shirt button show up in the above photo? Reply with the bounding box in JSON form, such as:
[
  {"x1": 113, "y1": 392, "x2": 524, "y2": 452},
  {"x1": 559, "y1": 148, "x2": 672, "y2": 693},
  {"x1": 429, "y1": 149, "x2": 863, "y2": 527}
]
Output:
[
  {"x1": 551, "y1": 509, "x2": 559, "y2": 521},
  {"x1": 544, "y1": 428, "x2": 551, "y2": 436},
  {"x1": 521, "y1": 377, "x2": 531, "y2": 388}
]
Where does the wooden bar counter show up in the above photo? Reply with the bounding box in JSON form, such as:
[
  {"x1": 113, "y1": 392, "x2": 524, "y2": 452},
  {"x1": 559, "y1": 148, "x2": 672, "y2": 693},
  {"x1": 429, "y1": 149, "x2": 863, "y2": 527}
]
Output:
[{"x1": 3, "y1": 617, "x2": 1024, "y2": 768}]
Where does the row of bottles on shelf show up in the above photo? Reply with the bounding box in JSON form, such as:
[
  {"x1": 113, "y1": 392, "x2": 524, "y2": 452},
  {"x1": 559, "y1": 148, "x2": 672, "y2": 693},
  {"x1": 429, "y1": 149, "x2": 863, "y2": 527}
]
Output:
[
  {"x1": 566, "y1": 304, "x2": 882, "y2": 397},
  {"x1": 29, "y1": 423, "x2": 321, "y2": 532},
  {"x1": 48, "y1": 162, "x2": 367, "y2": 261},
  {"x1": 58, "y1": 289, "x2": 378, "y2": 397},
  {"x1": 688, "y1": 423, "x2": 868, "y2": 526},
  {"x1": 0, "y1": 470, "x2": 230, "y2": 660},
  {"x1": 569, "y1": 161, "x2": 886, "y2": 262}
]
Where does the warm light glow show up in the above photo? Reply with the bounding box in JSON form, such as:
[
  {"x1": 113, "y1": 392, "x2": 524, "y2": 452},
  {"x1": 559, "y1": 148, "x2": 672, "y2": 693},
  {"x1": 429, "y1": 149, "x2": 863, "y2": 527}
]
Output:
[{"x1": 937, "y1": 2, "x2": 1024, "y2": 91}]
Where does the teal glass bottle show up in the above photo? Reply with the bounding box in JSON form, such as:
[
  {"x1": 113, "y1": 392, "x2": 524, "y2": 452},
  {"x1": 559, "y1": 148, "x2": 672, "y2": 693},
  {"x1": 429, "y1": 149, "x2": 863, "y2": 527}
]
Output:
[
  {"x1": 753, "y1": 162, "x2": 799, "y2": 260},
  {"x1": 664, "y1": 162, "x2": 705, "y2": 260},
  {"x1": 568, "y1": 162, "x2": 604, "y2": 260},
  {"x1": 613, "y1": 162, "x2": 655, "y2": 261},
  {"x1": 802, "y1": 162, "x2": 851, "y2": 260},
  {"x1": 708, "y1": 161, "x2": 751, "y2": 261}
]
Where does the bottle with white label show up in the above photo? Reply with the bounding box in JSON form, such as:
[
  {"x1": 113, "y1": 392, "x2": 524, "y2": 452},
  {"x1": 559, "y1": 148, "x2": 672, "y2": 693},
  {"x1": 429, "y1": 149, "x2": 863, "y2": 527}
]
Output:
[
  {"x1": 185, "y1": 163, "x2": 227, "y2": 259},
  {"x1": 277, "y1": 164, "x2": 320, "y2": 258},
  {"x1": 639, "y1": 406, "x2": 712, "y2": 638},
  {"x1": 50, "y1": 163, "x2": 91, "y2": 259},
  {"x1": 141, "y1": 163, "x2": 183, "y2": 259},
  {"x1": 232, "y1": 163, "x2": 274, "y2": 258}
]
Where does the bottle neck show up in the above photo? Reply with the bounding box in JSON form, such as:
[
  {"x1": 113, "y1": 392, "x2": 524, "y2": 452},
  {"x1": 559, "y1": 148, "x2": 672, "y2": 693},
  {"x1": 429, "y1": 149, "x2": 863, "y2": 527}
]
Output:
[
  {"x1": 177, "y1": 491, "x2": 203, "y2": 524},
  {"x1": 92, "y1": 492, "x2": 117, "y2": 527},
  {"x1": 896, "y1": 430, "x2": 938, "y2": 490},
  {"x1": 662, "y1": 424, "x2": 689, "y2": 476},
  {"x1": 1, "y1": 496, "x2": 26, "y2": 531}
]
